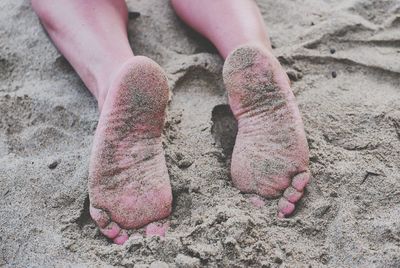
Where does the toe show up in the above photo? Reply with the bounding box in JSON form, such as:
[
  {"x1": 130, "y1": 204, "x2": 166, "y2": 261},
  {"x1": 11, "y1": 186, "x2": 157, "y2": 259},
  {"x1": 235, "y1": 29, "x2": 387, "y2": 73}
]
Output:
[
  {"x1": 90, "y1": 205, "x2": 127, "y2": 242},
  {"x1": 100, "y1": 221, "x2": 121, "y2": 239},
  {"x1": 277, "y1": 170, "x2": 310, "y2": 218},
  {"x1": 89, "y1": 205, "x2": 111, "y2": 228},
  {"x1": 113, "y1": 229, "x2": 129, "y2": 245},
  {"x1": 249, "y1": 195, "x2": 266, "y2": 208},
  {"x1": 145, "y1": 222, "x2": 169, "y2": 237},
  {"x1": 291, "y1": 170, "x2": 311, "y2": 191},
  {"x1": 283, "y1": 186, "x2": 303, "y2": 203},
  {"x1": 277, "y1": 198, "x2": 295, "y2": 218}
]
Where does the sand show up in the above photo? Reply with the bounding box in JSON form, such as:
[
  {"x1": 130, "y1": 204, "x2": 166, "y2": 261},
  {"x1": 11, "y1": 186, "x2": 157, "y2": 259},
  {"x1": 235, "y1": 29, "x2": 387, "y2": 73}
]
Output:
[{"x1": 1, "y1": 0, "x2": 400, "y2": 267}]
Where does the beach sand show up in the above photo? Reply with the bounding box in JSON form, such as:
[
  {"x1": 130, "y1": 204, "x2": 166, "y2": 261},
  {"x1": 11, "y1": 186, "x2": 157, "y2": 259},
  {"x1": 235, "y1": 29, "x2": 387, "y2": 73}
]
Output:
[{"x1": 1, "y1": 0, "x2": 400, "y2": 267}]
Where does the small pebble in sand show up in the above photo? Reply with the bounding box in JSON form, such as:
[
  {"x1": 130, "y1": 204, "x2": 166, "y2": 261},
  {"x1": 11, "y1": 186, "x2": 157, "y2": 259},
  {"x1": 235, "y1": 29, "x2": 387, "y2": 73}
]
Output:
[
  {"x1": 178, "y1": 159, "x2": 193, "y2": 169},
  {"x1": 330, "y1": 191, "x2": 338, "y2": 197},
  {"x1": 274, "y1": 257, "x2": 283, "y2": 264},
  {"x1": 331, "y1": 71, "x2": 337, "y2": 78},
  {"x1": 128, "y1": 11, "x2": 141, "y2": 20},
  {"x1": 286, "y1": 69, "x2": 299, "y2": 81},
  {"x1": 48, "y1": 160, "x2": 59, "y2": 169},
  {"x1": 330, "y1": 48, "x2": 336, "y2": 54}
]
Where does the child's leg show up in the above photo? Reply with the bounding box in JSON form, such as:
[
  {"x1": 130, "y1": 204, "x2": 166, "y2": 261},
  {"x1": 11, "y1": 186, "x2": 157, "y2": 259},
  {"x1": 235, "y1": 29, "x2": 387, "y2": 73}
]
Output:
[
  {"x1": 171, "y1": 0, "x2": 271, "y2": 58},
  {"x1": 32, "y1": 0, "x2": 133, "y2": 109},
  {"x1": 32, "y1": 0, "x2": 172, "y2": 244},
  {"x1": 172, "y1": 0, "x2": 310, "y2": 217}
]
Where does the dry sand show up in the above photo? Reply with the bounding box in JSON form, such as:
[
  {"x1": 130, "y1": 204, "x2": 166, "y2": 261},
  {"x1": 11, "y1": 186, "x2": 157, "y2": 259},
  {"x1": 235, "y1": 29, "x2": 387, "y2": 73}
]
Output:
[{"x1": 1, "y1": 0, "x2": 400, "y2": 267}]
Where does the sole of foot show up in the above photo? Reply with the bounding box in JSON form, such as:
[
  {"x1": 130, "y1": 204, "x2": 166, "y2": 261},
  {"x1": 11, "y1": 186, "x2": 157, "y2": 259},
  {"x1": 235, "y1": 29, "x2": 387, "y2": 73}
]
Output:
[
  {"x1": 223, "y1": 44, "x2": 311, "y2": 218},
  {"x1": 88, "y1": 56, "x2": 173, "y2": 244}
]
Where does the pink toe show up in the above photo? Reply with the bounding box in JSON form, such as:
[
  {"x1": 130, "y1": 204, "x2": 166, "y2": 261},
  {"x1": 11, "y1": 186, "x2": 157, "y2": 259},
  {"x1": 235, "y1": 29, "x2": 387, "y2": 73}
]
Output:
[
  {"x1": 283, "y1": 187, "x2": 303, "y2": 203},
  {"x1": 291, "y1": 171, "x2": 310, "y2": 191},
  {"x1": 278, "y1": 198, "x2": 295, "y2": 217},
  {"x1": 100, "y1": 222, "x2": 121, "y2": 239},
  {"x1": 249, "y1": 196, "x2": 266, "y2": 208},
  {"x1": 277, "y1": 212, "x2": 285, "y2": 218},
  {"x1": 89, "y1": 206, "x2": 110, "y2": 228},
  {"x1": 145, "y1": 222, "x2": 169, "y2": 237},
  {"x1": 113, "y1": 230, "x2": 129, "y2": 245}
]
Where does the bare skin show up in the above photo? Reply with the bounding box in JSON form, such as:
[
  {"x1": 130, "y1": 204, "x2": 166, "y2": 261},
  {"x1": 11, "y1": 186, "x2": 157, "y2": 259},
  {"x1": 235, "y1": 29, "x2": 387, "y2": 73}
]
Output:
[
  {"x1": 172, "y1": 0, "x2": 311, "y2": 216},
  {"x1": 32, "y1": 0, "x2": 172, "y2": 244},
  {"x1": 32, "y1": 0, "x2": 311, "y2": 245},
  {"x1": 89, "y1": 57, "x2": 172, "y2": 244},
  {"x1": 223, "y1": 45, "x2": 310, "y2": 217}
]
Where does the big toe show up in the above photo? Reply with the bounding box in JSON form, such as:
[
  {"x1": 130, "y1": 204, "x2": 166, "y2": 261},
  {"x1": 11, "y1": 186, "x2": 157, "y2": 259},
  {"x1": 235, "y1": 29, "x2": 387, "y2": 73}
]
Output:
[
  {"x1": 90, "y1": 205, "x2": 129, "y2": 244},
  {"x1": 277, "y1": 170, "x2": 310, "y2": 218}
]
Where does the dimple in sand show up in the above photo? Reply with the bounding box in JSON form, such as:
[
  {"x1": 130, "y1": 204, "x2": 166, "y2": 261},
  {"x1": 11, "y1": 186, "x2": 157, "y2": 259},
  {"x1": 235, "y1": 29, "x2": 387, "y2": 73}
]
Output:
[{"x1": 32, "y1": 0, "x2": 311, "y2": 244}]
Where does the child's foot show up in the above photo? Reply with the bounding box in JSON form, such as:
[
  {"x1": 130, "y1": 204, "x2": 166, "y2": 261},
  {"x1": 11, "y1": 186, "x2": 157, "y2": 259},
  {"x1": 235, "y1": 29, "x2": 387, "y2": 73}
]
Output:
[
  {"x1": 88, "y1": 56, "x2": 172, "y2": 244},
  {"x1": 223, "y1": 45, "x2": 310, "y2": 218}
]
